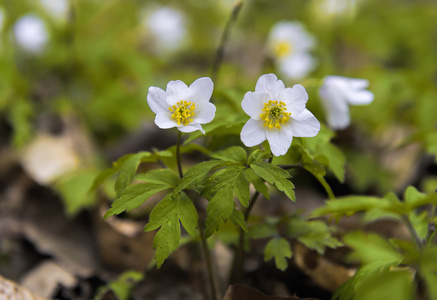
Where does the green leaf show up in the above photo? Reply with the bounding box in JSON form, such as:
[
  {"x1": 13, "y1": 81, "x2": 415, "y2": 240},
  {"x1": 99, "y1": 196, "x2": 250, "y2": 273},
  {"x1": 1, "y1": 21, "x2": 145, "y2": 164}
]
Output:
[
  {"x1": 422, "y1": 270, "x2": 437, "y2": 300},
  {"x1": 264, "y1": 238, "x2": 292, "y2": 271},
  {"x1": 353, "y1": 269, "x2": 414, "y2": 300},
  {"x1": 55, "y1": 170, "x2": 97, "y2": 216},
  {"x1": 210, "y1": 146, "x2": 247, "y2": 164},
  {"x1": 287, "y1": 216, "x2": 342, "y2": 254},
  {"x1": 204, "y1": 186, "x2": 234, "y2": 238},
  {"x1": 248, "y1": 149, "x2": 271, "y2": 164},
  {"x1": 144, "y1": 192, "x2": 198, "y2": 268},
  {"x1": 108, "y1": 271, "x2": 144, "y2": 300},
  {"x1": 250, "y1": 161, "x2": 295, "y2": 201},
  {"x1": 135, "y1": 169, "x2": 179, "y2": 186},
  {"x1": 244, "y1": 168, "x2": 270, "y2": 200},
  {"x1": 229, "y1": 209, "x2": 247, "y2": 233},
  {"x1": 173, "y1": 160, "x2": 225, "y2": 194},
  {"x1": 343, "y1": 231, "x2": 403, "y2": 266},
  {"x1": 304, "y1": 125, "x2": 346, "y2": 182},
  {"x1": 203, "y1": 166, "x2": 249, "y2": 207},
  {"x1": 104, "y1": 169, "x2": 178, "y2": 219},
  {"x1": 115, "y1": 152, "x2": 152, "y2": 196}
]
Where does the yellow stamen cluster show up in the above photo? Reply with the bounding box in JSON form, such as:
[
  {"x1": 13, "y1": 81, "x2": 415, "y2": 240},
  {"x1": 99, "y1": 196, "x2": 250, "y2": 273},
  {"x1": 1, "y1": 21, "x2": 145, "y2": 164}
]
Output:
[
  {"x1": 169, "y1": 100, "x2": 195, "y2": 126},
  {"x1": 274, "y1": 41, "x2": 292, "y2": 58},
  {"x1": 260, "y1": 100, "x2": 291, "y2": 129}
]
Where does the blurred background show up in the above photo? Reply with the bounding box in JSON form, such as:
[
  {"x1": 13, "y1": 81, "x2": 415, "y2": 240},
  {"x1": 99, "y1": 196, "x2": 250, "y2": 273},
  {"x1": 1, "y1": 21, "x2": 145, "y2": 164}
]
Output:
[{"x1": 0, "y1": 0, "x2": 437, "y2": 299}]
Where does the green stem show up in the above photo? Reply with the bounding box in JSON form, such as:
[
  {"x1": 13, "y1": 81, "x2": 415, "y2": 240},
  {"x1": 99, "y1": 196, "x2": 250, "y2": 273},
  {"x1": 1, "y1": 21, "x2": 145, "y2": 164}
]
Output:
[
  {"x1": 198, "y1": 218, "x2": 219, "y2": 300},
  {"x1": 402, "y1": 215, "x2": 424, "y2": 250},
  {"x1": 231, "y1": 155, "x2": 272, "y2": 283},
  {"x1": 210, "y1": 0, "x2": 244, "y2": 84},
  {"x1": 176, "y1": 131, "x2": 183, "y2": 178}
]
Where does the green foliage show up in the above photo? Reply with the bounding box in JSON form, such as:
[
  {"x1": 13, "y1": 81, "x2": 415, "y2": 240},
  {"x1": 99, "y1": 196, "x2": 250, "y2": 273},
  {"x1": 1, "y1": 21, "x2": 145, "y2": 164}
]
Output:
[
  {"x1": 264, "y1": 237, "x2": 292, "y2": 271},
  {"x1": 250, "y1": 161, "x2": 295, "y2": 201},
  {"x1": 104, "y1": 169, "x2": 179, "y2": 219},
  {"x1": 144, "y1": 192, "x2": 198, "y2": 268},
  {"x1": 94, "y1": 270, "x2": 144, "y2": 300},
  {"x1": 287, "y1": 216, "x2": 342, "y2": 255},
  {"x1": 55, "y1": 170, "x2": 98, "y2": 216}
]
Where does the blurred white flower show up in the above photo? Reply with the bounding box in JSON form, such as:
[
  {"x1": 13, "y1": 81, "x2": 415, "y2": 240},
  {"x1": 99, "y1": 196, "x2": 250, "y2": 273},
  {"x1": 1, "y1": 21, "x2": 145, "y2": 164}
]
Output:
[
  {"x1": 0, "y1": 7, "x2": 5, "y2": 31},
  {"x1": 310, "y1": 0, "x2": 361, "y2": 22},
  {"x1": 241, "y1": 74, "x2": 320, "y2": 156},
  {"x1": 267, "y1": 21, "x2": 317, "y2": 81},
  {"x1": 147, "y1": 77, "x2": 216, "y2": 134},
  {"x1": 319, "y1": 75, "x2": 374, "y2": 130},
  {"x1": 13, "y1": 14, "x2": 49, "y2": 53},
  {"x1": 143, "y1": 6, "x2": 187, "y2": 52},
  {"x1": 37, "y1": 0, "x2": 69, "y2": 23},
  {"x1": 21, "y1": 134, "x2": 80, "y2": 185}
]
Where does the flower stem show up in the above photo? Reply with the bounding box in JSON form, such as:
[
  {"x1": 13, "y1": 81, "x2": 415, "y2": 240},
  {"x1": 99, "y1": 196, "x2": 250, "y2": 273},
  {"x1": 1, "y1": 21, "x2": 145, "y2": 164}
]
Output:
[
  {"x1": 198, "y1": 217, "x2": 219, "y2": 300},
  {"x1": 211, "y1": 0, "x2": 244, "y2": 84},
  {"x1": 176, "y1": 131, "x2": 183, "y2": 178},
  {"x1": 231, "y1": 155, "x2": 272, "y2": 283}
]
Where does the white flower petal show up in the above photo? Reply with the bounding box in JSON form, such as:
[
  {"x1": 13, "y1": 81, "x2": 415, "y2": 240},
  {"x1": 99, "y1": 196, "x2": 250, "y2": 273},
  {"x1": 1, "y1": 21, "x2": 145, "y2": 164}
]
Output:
[
  {"x1": 344, "y1": 89, "x2": 374, "y2": 105},
  {"x1": 193, "y1": 102, "x2": 216, "y2": 124},
  {"x1": 155, "y1": 112, "x2": 177, "y2": 129},
  {"x1": 322, "y1": 95, "x2": 350, "y2": 130},
  {"x1": 14, "y1": 14, "x2": 49, "y2": 53},
  {"x1": 147, "y1": 86, "x2": 169, "y2": 114},
  {"x1": 279, "y1": 53, "x2": 316, "y2": 80},
  {"x1": 279, "y1": 84, "x2": 308, "y2": 116},
  {"x1": 255, "y1": 74, "x2": 285, "y2": 99},
  {"x1": 178, "y1": 123, "x2": 204, "y2": 134},
  {"x1": 241, "y1": 119, "x2": 267, "y2": 147},
  {"x1": 166, "y1": 80, "x2": 192, "y2": 105},
  {"x1": 289, "y1": 109, "x2": 320, "y2": 137},
  {"x1": 266, "y1": 126, "x2": 293, "y2": 156},
  {"x1": 241, "y1": 92, "x2": 270, "y2": 120},
  {"x1": 189, "y1": 77, "x2": 214, "y2": 103}
]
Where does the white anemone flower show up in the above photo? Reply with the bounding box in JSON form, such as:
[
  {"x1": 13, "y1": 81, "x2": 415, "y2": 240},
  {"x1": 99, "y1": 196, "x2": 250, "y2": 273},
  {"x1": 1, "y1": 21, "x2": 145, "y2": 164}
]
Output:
[
  {"x1": 319, "y1": 75, "x2": 374, "y2": 130},
  {"x1": 147, "y1": 77, "x2": 216, "y2": 134},
  {"x1": 13, "y1": 14, "x2": 49, "y2": 53},
  {"x1": 241, "y1": 74, "x2": 320, "y2": 156},
  {"x1": 143, "y1": 6, "x2": 186, "y2": 52},
  {"x1": 267, "y1": 21, "x2": 317, "y2": 80},
  {"x1": 37, "y1": 0, "x2": 69, "y2": 23}
]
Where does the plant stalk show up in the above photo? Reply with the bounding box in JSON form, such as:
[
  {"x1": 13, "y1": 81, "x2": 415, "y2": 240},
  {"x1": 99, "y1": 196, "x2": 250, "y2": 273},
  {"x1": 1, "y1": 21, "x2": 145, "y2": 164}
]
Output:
[
  {"x1": 176, "y1": 131, "x2": 183, "y2": 178},
  {"x1": 211, "y1": 0, "x2": 244, "y2": 84},
  {"x1": 198, "y1": 218, "x2": 219, "y2": 300}
]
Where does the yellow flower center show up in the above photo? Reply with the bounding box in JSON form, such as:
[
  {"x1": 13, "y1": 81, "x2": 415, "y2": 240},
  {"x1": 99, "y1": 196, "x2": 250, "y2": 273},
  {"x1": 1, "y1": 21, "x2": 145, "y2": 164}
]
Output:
[
  {"x1": 274, "y1": 41, "x2": 293, "y2": 58},
  {"x1": 169, "y1": 100, "x2": 195, "y2": 126},
  {"x1": 260, "y1": 100, "x2": 291, "y2": 129}
]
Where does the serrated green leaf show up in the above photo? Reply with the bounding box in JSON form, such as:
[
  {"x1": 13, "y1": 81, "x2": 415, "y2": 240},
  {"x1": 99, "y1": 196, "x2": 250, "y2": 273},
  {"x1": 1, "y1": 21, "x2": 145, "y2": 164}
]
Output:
[
  {"x1": 343, "y1": 231, "x2": 403, "y2": 266},
  {"x1": 248, "y1": 149, "x2": 271, "y2": 164},
  {"x1": 250, "y1": 161, "x2": 295, "y2": 201},
  {"x1": 203, "y1": 166, "x2": 249, "y2": 207},
  {"x1": 115, "y1": 152, "x2": 152, "y2": 196},
  {"x1": 173, "y1": 160, "x2": 225, "y2": 194},
  {"x1": 204, "y1": 186, "x2": 234, "y2": 238},
  {"x1": 210, "y1": 146, "x2": 247, "y2": 164},
  {"x1": 287, "y1": 216, "x2": 342, "y2": 254},
  {"x1": 144, "y1": 193, "x2": 198, "y2": 268},
  {"x1": 264, "y1": 238, "x2": 292, "y2": 271},
  {"x1": 104, "y1": 182, "x2": 171, "y2": 219},
  {"x1": 229, "y1": 209, "x2": 247, "y2": 233},
  {"x1": 244, "y1": 168, "x2": 270, "y2": 200},
  {"x1": 135, "y1": 169, "x2": 179, "y2": 186}
]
